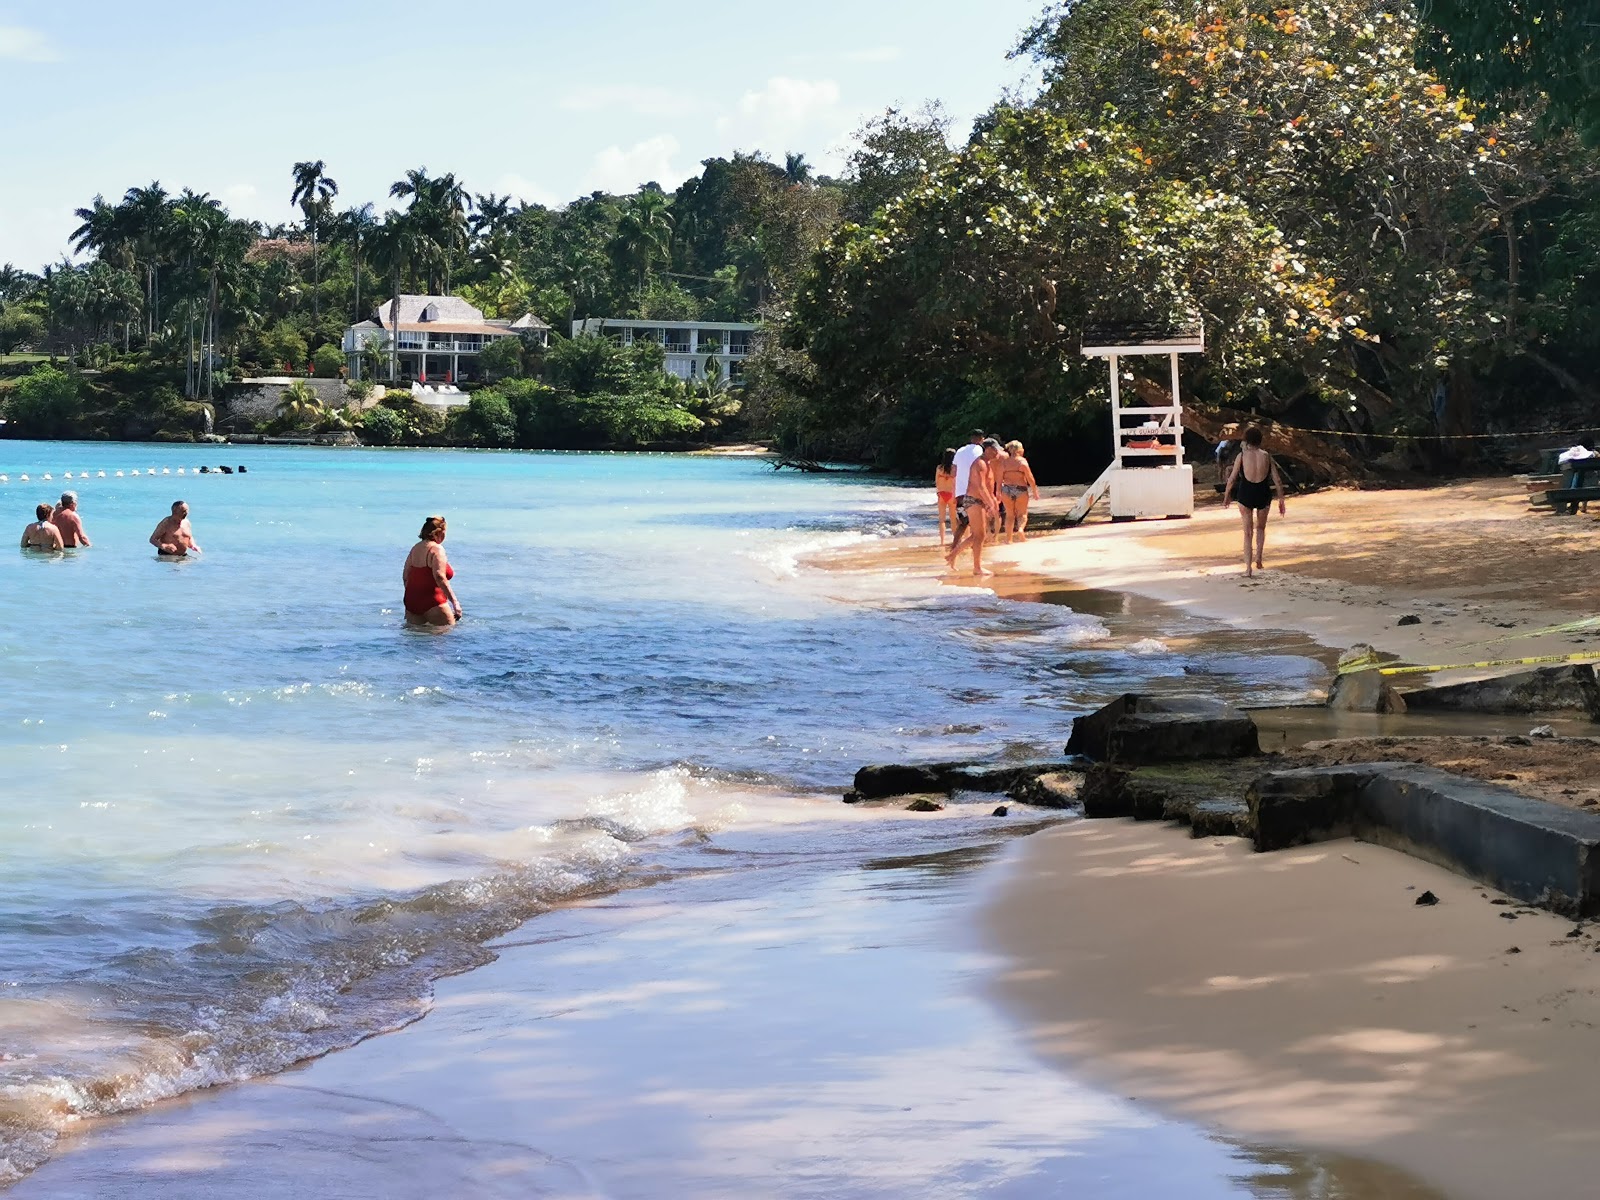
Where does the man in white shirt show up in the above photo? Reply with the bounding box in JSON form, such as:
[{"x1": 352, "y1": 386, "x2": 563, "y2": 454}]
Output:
[
  {"x1": 946, "y1": 430, "x2": 986, "y2": 560},
  {"x1": 946, "y1": 439, "x2": 1001, "y2": 575}
]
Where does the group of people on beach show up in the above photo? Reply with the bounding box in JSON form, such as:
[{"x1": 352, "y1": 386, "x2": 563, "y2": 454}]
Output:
[
  {"x1": 935, "y1": 430, "x2": 1040, "y2": 576},
  {"x1": 20, "y1": 493, "x2": 202, "y2": 557},
  {"x1": 932, "y1": 423, "x2": 1287, "y2": 578}
]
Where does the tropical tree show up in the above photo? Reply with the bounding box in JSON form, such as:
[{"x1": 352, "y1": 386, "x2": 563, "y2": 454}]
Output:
[
  {"x1": 291, "y1": 160, "x2": 339, "y2": 315},
  {"x1": 337, "y1": 202, "x2": 379, "y2": 320},
  {"x1": 276, "y1": 378, "x2": 325, "y2": 426},
  {"x1": 120, "y1": 182, "x2": 170, "y2": 338},
  {"x1": 610, "y1": 190, "x2": 675, "y2": 296},
  {"x1": 1414, "y1": 1, "x2": 1600, "y2": 141}
]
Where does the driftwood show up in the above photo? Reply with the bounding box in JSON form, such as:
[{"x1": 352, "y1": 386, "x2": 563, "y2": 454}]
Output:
[
  {"x1": 770, "y1": 456, "x2": 836, "y2": 473},
  {"x1": 1183, "y1": 407, "x2": 1361, "y2": 485}
]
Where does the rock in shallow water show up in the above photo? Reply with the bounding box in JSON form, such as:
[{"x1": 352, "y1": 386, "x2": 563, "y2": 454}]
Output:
[{"x1": 1065, "y1": 694, "x2": 1259, "y2": 765}]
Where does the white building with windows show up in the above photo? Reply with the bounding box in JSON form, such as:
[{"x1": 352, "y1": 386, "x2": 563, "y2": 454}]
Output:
[
  {"x1": 570, "y1": 318, "x2": 758, "y2": 384},
  {"x1": 343, "y1": 295, "x2": 549, "y2": 384}
]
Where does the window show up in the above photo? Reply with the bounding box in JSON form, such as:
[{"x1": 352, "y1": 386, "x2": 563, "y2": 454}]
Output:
[{"x1": 420, "y1": 303, "x2": 439, "y2": 322}]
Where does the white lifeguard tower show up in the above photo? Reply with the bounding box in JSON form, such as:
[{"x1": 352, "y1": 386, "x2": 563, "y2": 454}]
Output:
[{"x1": 1065, "y1": 318, "x2": 1207, "y2": 523}]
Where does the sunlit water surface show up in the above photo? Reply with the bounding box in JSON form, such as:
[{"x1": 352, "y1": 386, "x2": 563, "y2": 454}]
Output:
[{"x1": 0, "y1": 442, "x2": 1325, "y2": 1183}]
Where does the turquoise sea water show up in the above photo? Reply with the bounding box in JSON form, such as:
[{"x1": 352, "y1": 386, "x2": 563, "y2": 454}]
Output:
[{"x1": 0, "y1": 442, "x2": 1324, "y2": 1183}]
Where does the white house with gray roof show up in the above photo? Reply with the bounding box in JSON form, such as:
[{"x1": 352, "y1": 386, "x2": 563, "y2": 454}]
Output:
[
  {"x1": 343, "y1": 295, "x2": 549, "y2": 384},
  {"x1": 570, "y1": 318, "x2": 758, "y2": 384}
]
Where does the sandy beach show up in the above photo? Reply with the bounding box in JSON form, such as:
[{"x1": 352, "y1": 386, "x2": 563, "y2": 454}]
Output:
[{"x1": 828, "y1": 476, "x2": 1600, "y2": 1198}]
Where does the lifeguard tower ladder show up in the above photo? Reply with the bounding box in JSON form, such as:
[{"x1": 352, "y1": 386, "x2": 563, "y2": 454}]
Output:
[{"x1": 1065, "y1": 321, "x2": 1207, "y2": 524}]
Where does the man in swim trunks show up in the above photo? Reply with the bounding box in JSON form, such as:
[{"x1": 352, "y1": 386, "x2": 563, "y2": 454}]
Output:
[
  {"x1": 946, "y1": 439, "x2": 1000, "y2": 576},
  {"x1": 21, "y1": 503, "x2": 64, "y2": 551},
  {"x1": 149, "y1": 501, "x2": 202, "y2": 557},
  {"x1": 945, "y1": 430, "x2": 987, "y2": 562},
  {"x1": 50, "y1": 491, "x2": 90, "y2": 548}
]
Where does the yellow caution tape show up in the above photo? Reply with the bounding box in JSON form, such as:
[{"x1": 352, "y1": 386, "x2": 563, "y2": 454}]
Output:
[
  {"x1": 1457, "y1": 614, "x2": 1600, "y2": 649},
  {"x1": 1338, "y1": 650, "x2": 1600, "y2": 678}
]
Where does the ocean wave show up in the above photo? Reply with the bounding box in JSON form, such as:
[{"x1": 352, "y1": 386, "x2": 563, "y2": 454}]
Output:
[{"x1": 0, "y1": 767, "x2": 739, "y2": 1184}]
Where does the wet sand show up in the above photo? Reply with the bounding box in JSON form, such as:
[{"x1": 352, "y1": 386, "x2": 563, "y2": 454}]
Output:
[
  {"x1": 8, "y1": 813, "x2": 1441, "y2": 1199},
  {"x1": 985, "y1": 820, "x2": 1600, "y2": 1200},
  {"x1": 837, "y1": 478, "x2": 1600, "y2": 688}
]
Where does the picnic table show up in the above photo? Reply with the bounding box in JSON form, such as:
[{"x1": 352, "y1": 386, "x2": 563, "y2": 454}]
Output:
[{"x1": 1546, "y1": 455, "x2": 1600, "y2": 514}]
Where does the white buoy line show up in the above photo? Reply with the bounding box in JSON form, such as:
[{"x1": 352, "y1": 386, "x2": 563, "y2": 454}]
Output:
[{"x1": 0, "y1": 465, "x2": 248, "y2": 484}]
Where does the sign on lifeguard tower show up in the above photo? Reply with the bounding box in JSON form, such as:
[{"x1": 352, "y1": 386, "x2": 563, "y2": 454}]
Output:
[{"x1": 1065, "y1": 318, "x2": 1207, "y2": 524}]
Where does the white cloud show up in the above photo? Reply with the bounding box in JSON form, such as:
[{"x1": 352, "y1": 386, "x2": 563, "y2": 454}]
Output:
[
  {"x1": 495, "y1": 173, "x2": 562, "y2": 210},
  {"x1": 560, "y1": 85, "x2": 700, "y2": 118},
  {"x1": 0, "y1": 25, "x2": 57, "y2": 62},
  {"x1": 716, "y1": 77, "x2": 851, "y2": 171},
  {"x1": 582, "y1": 136, "x2": 683, "y2": 195},
  {"x1": 842, "y1": 46, "x2": 902, "y2": 64}
]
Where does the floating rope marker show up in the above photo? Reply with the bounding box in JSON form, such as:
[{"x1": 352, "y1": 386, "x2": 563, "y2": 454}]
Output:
[
  {"x1": 97, "y1": 471, "x2": 105, "y2": 478},
  {"x1": 176, "y1": 468, "x2": 185, "y2": 475},
  {"x1": 42, "y1": 474, "x2": 51, "y2": 480},
  {"x1": 20, "y1": 474, "x2": 29, "y2": 481},
  {"x1": 115, "y1": 471, "x2": 123, "y2": 477}
]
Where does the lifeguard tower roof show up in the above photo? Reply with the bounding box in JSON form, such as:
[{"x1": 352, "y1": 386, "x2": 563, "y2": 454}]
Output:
[{"x1": 1080, "y1": 316, "x2": 1205, "y2": 358}]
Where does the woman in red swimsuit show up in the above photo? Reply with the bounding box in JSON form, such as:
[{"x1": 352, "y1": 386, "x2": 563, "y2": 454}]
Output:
[
  {"x1": 403, "y1": 515, "x2": 462, "y2": 626},
  {"x1": 934, "y1": 448, "x2": 957, "y2": 547}
]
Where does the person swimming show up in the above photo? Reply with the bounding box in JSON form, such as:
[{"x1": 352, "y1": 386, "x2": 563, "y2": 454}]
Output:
[
  {"x1": 21, "y1": 503, "x2": 63, "y2": 552},
  {"x1": 403, "y1": 515, "x2": 462, "y2": 626}
]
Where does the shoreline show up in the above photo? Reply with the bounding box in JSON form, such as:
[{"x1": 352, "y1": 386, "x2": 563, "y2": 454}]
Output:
[{"x1": 825, "y1": 477, "x2": 1600, "y2": 1198}]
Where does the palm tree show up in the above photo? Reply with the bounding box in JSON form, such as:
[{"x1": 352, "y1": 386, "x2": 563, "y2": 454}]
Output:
[
  {"x1": 783, "y1": 153, "x2": 813, "y2": 186},
  {"x1": 338, "y1": 203, "x2": 378, "y2": 321},
  {"x1": 119, "y1": 182, "x2": 170, "y2": 339},
  {"x1": 277, "y1": 378, "x2": 325, "y2": 427},
  {"x1": 470, "y1": 192, "x2": 513, "y2": 239},
  {"x1": 391, "y1": 168, "x2": 470, "y2": 292},
  {"x1": 611, "y1": 191, "x2": 675, "y2": 297},
  {"x1": 0, "y1": 264, "x2": 41, "y2": 307},
  {"x1": 290, "y1": 160, "x2": 339, "y2": 316}
]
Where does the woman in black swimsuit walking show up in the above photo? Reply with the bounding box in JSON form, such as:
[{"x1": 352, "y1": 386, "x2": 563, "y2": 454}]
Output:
[{"x1": 1222, "y1": 426, "x2": 1285, "y2": 577}]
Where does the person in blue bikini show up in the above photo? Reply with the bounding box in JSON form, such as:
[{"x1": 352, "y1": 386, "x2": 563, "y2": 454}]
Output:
[{"x1": 1222, "y1": 427, "x2": 1285, "y2": 578}]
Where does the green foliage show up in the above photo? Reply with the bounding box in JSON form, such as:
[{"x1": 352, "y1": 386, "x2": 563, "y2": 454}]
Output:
[
  {"x1": 1415, "y1": 1, "x2": 1600, "y2": 141},
  {"x1": 260, "y1": 322, "x2": 309, "y2": 373},
  {"x1": 7, "y1": 365, "x2": 81, "y2": 436},
  {"x1": 0, "y1": 307, "x2": 45, "y2": 353},
  {"x1": 453, "y1": 390, "x2": 517, "y2": 447},
  {"x1": 311, "y1": 344, "x2": 345, "y2": 377},
  {"x1": 357, "y1": 404, "x2": 406, "y2": 445},
  {"x1": 477, "y1": 335, "x2": 526, "y2": 381}
]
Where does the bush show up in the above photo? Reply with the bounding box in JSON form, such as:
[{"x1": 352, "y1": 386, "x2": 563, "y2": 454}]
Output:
[
  {"x1": 358, "y1": 406, "x2": 406, "y2": 446},
  {"x1": 312, "y1": 344, "x2": 345, "y2": 378},
  {"x1": 455, "y1": 390, "x2": 517, "y2": 447},
  {"x1": 6, "y1": 365, "x2": 81, "y2": 436},
  {"x1": 478, "y1": 336, "x2": 526, "y2": 382},
  {"x1": 259, "y1": 323, "x2": 309, "y2": 374},
  {"x1": 0, "y1": 308, "x2": 45, "y2": 354}
]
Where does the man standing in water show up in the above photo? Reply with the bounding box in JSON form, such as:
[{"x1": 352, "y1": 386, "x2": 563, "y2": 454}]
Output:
[
  {"x1": 946, "y1": 439, "x2": 1000, "y2": 576},
  {"x1": 149, "y1": 501, "x2": 201, "y2": 557},
  {"x1": 21, "y1": 503, "x2": 64, "y2": 551},
  {"x1": 50, "y1": 491, "x2": 90, "y2": 548}
]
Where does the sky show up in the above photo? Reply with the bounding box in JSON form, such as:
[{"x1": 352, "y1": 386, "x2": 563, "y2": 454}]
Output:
[{"x1": 1, "y1": 0, "x2": 1045, "y2": 270}]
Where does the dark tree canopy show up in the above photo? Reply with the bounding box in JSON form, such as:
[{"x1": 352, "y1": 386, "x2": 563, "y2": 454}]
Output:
[{"x1": 1415, "y1": 1, "x2": 1600, "y2": 140}]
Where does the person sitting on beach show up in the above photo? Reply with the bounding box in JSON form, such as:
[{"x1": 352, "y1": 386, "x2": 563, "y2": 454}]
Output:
[
  {"x1": 997, "y1": 441, "x2": 1040, "y2": 544},
  {"x1": 946, "y1": 440, "x2": 1001, "y2": 576},
  {"x1": 403, "y1": 515, "x2": 462, "y2": 626},
  {"x1": 1222, "y1": 427, "x2": 1286, "y2": 577},
  {"x1": 149, "y1": 501, "x2": 202, "y2": 557},
  {"x1": 50, "y1": 491, "x2": 90, "y2": 548},
  {"x1": 935, "y1": 449, "x2": 958, "y2": 547},
  {"x1": 21, "y1": 503, "x2": 64, "y2": 552}
]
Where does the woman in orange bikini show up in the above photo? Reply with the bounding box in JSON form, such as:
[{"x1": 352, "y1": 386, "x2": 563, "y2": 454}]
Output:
[
  {"x1": 934, "y1": 448, "x2": 957, "y2": 547},
  {"x1": 403, "y1": 515, "x2": 462, "y2": 626}
]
